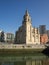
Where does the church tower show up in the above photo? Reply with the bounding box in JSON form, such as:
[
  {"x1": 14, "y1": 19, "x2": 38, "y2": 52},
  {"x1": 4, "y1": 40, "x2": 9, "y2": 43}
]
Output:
[
  {"x1": 22, "y1": 10, "x2": 32, "y2": 24},
  {"x1": 22, "y1": 10, "x2": 32, "y2": 44}
]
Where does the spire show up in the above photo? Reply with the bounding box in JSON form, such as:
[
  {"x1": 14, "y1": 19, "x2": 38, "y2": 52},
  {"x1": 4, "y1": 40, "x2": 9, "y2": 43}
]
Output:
[
  {"x1": 25, "y1": 9, "x2": 29, "y2": 16},
  {"x1": 22, "y1": 10, "x2": 32, "y2": 24}
]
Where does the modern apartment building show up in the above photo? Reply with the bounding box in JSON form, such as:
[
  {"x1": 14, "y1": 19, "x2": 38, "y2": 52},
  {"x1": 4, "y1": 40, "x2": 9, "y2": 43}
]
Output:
[
  {"x1": 40, "y1": 34, "x2": 48, "y2": 44},
  {"x1": 39, "y1": 25, "x2": 48, "y2": 44},
  {"x1": 46, "y1": 30, "x2": 49, "y2": 41},
  {"x1": 4, "y1": 33, "x2": 14, "y2": 43},
  {"x1": 39, "y1": 25, "x2": 46, "y2": 34}
]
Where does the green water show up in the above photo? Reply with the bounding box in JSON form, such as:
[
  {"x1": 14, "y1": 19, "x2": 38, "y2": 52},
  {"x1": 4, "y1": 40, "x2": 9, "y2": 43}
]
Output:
[{"x1": 0, "y1": 53, "x2": 49, "y2": 65}]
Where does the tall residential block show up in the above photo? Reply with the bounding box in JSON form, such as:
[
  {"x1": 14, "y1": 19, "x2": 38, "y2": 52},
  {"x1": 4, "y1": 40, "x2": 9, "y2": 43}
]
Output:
[
  {"x1": 39, "y1": 25, "x2": 46, "y2": 34},
  {"x1": 46, "y1": 30, "x2": 49, "y2": 41}
]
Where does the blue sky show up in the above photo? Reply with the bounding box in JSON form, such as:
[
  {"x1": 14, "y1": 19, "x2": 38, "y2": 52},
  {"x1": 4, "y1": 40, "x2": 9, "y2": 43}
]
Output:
[{"x1": 0, "y1": 0, "x2": 49, "y2": 33}]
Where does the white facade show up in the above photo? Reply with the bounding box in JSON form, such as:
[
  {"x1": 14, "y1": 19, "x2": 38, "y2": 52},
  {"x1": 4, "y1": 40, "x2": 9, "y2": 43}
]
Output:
[
  {"x1": 4, "y1": 33, "x2": 14, "y2": 43},
  {"x1": 15, "y1": 10, "x2": 40, "y2": 44}
]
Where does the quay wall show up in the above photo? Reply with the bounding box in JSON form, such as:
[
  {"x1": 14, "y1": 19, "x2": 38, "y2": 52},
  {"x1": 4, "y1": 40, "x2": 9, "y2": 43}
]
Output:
[
  {"x1": 0, "y1": 43, "x2": 47, "y2": 55},
  {"x1": 0, "y1": 43, "x2": 46, "y2": 49}
]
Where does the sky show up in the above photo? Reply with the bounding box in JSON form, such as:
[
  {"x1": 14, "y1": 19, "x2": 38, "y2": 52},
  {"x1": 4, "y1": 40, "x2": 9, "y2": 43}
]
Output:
[{"x1": 0, "y1": 0, "x2": 49, "y2": 34}]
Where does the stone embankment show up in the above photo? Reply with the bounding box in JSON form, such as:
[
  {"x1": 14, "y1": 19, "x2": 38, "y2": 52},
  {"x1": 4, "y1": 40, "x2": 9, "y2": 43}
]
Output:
[{"x1": 0, "y1": 42, "x2": 46, "y2": 49}]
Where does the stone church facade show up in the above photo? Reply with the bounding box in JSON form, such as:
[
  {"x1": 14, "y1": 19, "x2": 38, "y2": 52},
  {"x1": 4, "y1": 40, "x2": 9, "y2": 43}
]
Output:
[{"x1": 15, "y1": 10, "x2": 40, "y2": 44}]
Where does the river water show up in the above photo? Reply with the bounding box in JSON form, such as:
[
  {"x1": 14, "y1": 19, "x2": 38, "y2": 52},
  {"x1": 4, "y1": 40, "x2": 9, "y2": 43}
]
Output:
[{"x1": 0, "y1": 53, "x2": 49, "y2": 65}]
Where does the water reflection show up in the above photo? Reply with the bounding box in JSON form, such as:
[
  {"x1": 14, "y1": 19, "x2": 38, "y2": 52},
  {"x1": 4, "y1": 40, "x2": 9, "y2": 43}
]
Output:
[{"x1": 0, "y1": 54, "x2": 49, "y2": 65}]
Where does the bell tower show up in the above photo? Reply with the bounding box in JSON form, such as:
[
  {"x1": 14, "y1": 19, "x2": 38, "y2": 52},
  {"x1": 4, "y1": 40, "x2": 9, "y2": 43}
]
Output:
[
  {"x1": 22, "y1": 10, "x2": 32, "y2": 44},
  {"x1": 22, "y1": 10, "x2": 32, "y2": 24}
]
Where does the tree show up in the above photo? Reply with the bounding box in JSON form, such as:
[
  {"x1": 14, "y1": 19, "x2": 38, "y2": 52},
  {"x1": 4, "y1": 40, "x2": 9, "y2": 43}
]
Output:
[
  {"x1": 0, "y1": 31, "x2": 5, "y2": 42},
  {"x1": 14, "y1": 31, "x2": 17, "y2": 44}
]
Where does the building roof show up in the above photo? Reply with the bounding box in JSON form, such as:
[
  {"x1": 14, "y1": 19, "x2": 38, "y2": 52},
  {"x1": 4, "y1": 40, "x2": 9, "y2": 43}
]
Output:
[{"x1": 6, "y1": 33, "x2": 14, "y2": 35}]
